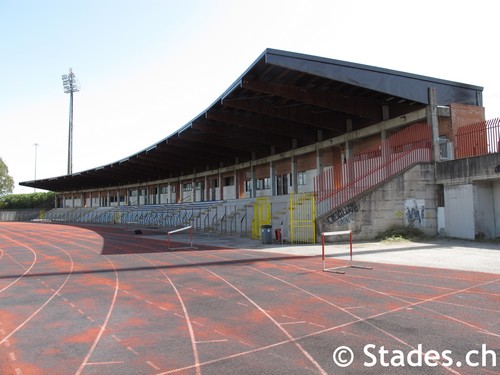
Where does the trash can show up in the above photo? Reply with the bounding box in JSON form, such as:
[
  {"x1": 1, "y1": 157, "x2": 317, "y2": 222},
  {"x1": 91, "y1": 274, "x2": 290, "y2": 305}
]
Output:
[{"x1": 261, "y1": 224, "x2": 272, "y2": 244}]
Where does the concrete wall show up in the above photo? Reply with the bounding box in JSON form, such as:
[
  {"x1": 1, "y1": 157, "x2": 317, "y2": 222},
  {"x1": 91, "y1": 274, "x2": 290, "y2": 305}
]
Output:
[
  {"x1": 437, "y1": 154, "x2": 500, "y2": 240},
  {"x1": 494, "y1": 181, "x2": 500, "y2": 236},
  {"x1": 317, "y1": 163, "x2": 437, "y2": 240},
  {"x1": 436, "y1": 153, "x2": 500, "y2": 184}
]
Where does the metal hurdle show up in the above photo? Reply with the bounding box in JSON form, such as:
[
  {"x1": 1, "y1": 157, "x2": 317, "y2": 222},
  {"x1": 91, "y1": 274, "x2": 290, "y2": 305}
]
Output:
[
  {"x1": 322, "y1": 230, "x2": 372, "y2": 273},
  {"x1": 167, "y1": 225, "x2": 197, "y2": 250}
]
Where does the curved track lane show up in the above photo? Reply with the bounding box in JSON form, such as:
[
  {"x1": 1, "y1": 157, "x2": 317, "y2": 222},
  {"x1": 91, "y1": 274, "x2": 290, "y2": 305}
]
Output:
[{"x1": 0, "y1": 222, "x2": 498, "y2": 375}]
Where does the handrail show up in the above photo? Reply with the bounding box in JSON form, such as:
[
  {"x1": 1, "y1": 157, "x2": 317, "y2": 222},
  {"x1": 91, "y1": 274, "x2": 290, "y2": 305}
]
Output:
[{"x1": 315, "y1": 145, "x2": 432, "y2": 217}]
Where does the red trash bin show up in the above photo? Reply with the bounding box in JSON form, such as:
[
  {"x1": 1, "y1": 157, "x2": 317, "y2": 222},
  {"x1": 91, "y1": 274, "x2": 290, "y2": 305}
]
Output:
[{"x1": 275, "y1": 228, "x2": 281, "y2": 242}]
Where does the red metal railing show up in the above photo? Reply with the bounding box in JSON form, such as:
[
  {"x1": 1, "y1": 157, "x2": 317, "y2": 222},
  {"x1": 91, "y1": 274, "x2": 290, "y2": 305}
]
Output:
[
  {"x1": 314, "y1": 123, "x2": 432, "y2": 216},
  {"x1": 455, "y1": 118, "x2": 500, "y2": 158}
]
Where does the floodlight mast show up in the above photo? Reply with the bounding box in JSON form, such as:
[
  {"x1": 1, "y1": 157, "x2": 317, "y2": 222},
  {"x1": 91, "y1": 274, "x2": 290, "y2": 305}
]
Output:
[{"x1": 61, "y1": 68, "x2": 80, "y2": 175}]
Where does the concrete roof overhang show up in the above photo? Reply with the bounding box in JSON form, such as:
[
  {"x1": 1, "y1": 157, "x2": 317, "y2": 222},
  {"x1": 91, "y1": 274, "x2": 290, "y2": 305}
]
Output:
[{"x1": 20, "y1": 49, "x2": 483, "y2": 192}]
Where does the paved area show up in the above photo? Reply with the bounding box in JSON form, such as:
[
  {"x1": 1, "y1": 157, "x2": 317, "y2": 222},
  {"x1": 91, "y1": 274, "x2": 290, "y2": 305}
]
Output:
[
  {"x1": 1, "y1": 222, "x2": 498, "y2": 375},
  {"x1": 148, "y1": 230, "x2": 500, "y2": 274}
]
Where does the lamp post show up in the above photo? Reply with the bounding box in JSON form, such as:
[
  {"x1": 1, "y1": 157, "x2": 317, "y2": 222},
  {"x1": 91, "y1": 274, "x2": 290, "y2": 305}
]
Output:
[
  {"x1": 33, "y1": 142, "x2": 39, "y2": 192},
  {"x1": 62, "y1": 68, "x2": 80, "y2": 175}
]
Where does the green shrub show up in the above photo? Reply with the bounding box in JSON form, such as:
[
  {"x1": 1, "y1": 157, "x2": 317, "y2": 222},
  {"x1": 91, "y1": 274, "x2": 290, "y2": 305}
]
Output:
[
  {"x1": 0, "y1": 192, "x2": 56, "y2": 209},
  {"x1": 375, "y1": 226, "x2": 426, "y2": 242}
]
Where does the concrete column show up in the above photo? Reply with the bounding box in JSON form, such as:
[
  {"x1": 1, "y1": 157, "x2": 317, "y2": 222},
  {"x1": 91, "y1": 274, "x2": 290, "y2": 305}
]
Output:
[
  {"x1": 270, "y1": 146, "x2": 276, "y2": 196},
  {"x1": 204, "y1": 175, "x2": 209, "y2": 201},
  {"x1": 234, "y1": 157, "x2": 239, "y2": 199},
  {"x1": 219, "y1": 171, "x2": 223, "y2": 201},
  {"x1": 192, "y1": 176, "x2": 196, "y2": 203},
  {"x1": 344, "y1": 119, "x2": 353, "y2": 185},
  {"x1": 250, "y1": 163, "x2": 257, "y2": 198},
  {"x1": 291, "y1": 139, "x2": 298, "y2": 194},
  {"x1": 270, "y1": 161, "x2": 276, "y2": 196},
  {"x1": 427, "y1": 87, "x2": 441, "y2": 162},
  {"x1": 316, "y1": 130, "x2": 323, "y2": 177}
]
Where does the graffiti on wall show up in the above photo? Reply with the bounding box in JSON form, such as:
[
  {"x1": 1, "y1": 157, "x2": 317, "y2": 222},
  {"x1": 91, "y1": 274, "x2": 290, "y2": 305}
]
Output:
[
  {"x1": 326, "y1": 201, "x2": 359, "y2": 226},
  {"x1": 405, "y1": 199, "x2": 425, "y2": 227}
]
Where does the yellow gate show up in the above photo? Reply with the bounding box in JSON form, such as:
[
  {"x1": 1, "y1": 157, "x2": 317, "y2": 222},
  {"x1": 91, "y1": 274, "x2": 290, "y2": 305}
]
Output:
[
  {"x1": 252, "y1": 197, "x2": 271, "y2": 239},
  {"x1": 290, "y1": 193, "x2": 316, "y2": 244}
]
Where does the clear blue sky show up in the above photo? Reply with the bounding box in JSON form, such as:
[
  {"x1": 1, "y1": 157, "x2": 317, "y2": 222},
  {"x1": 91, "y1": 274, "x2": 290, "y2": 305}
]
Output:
[{"x1": 2, "y1": 0, "x2": 499, "y2": 193}]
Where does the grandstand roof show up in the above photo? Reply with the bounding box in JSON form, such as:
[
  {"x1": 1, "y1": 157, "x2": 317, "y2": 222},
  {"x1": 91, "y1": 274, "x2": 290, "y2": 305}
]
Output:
[{"x1": 21, "y1": 48, "x2": 483, "y2": 192}]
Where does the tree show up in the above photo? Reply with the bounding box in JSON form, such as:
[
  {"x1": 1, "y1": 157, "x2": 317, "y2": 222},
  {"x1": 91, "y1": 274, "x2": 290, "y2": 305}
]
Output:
[{"x1": 0, "y1": 157, "x2": 14, "y2": 196}]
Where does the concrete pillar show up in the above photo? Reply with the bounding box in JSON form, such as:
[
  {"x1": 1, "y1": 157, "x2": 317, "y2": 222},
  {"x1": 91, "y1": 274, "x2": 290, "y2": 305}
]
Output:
[
  {"x1": 270, "y1": 161, "x2": 276, "y2": 196},
  {"x1": 204, "y1": 175, "x2": 209, "y2": 201},
  {"x1": 270, "y1": 146, "x2": 276, "y2": 196},
  {"x1": 234, "y1": 157, "x2": 239, "y2": 199},
  {"x1": 427, "y1": 87, "x2": 441, "y2": 162},
  {"x1": 250, "y1": 163, "x2": 257, "y2": 198},
  {"x1": 344, "y1": 119, "x2": 353, "y2": 185},
  {"x1": 316, "y1": 130, "x2": 323, "y2": 177}
]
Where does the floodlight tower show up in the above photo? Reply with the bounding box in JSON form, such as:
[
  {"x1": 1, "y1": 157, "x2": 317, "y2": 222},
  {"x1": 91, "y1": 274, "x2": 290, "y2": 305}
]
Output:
[{"x1": 62, "y1": 68, "x2": 80, "y2": 175}]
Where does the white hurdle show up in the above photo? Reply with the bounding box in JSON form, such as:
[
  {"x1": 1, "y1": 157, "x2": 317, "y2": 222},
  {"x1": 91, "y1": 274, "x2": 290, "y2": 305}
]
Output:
[
  {"x1": 322, "y1": 230, "x2": 372, "y2": 273},
  {"x1": 167, "y1": 225, "x2": 196, "y2": 250}
]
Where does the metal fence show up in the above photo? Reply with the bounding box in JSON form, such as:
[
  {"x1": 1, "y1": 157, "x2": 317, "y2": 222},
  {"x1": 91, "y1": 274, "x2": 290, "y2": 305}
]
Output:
[
  {"x1": 314, "y1": 123, "x2": 433, "y2": 217},
  {"x1": 455, "y1": 118, "x2": 500, "y2": 158}
]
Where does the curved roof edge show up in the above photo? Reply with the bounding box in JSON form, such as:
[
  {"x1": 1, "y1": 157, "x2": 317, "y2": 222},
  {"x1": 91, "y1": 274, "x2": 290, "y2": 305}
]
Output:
[{"x1": 20, "y1": 48, "x2": 483, "y2": 192}]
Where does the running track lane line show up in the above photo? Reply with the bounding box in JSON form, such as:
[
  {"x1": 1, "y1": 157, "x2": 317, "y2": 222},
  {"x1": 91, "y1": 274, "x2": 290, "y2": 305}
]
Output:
[
  {"x1": 39, "y1": 230, "x2": 201, "y2": 375},
  {"x1": 104, "y1": 233, "x2": 316, "y2": 374},
  {"x1": 0, "y1": 237, "x2": 74, "y2": 346},
  {"x1": 272, "y1": 255, "x2": 500, "y2": 339},
  {"x1": 4, "y1": 225, "x2": 122, "y2": 375},
  {"x1": 155, "y1": 251, "x2": 328, "y2": 375},
  {"x1": 177, "y1": 249, "x2": 462, "y2": 375},
  {"x1": 74, "y1": 251, "x2": 119, "y2": 375},
  {"x1": 0, "y1": 235, "x2": 37, "y2": 294},
  {"x1": 168, "y1": 248, "x2": 497, "y2": 375},
  {"x1": 98, "y1": 233, "x2": 497, "y2": 374},
  {"x1": 245, "y1": 264, "x2": 463, "y2": 375},
  {"x1": 235, "y1": 249, "x2": 500, "y2": 338},
  {"x1": 97, "y1": 237, "x2": 202, "y2": 375},
  {"x1": 203, "y1": 267, "x2": 327, "y2": 375}
]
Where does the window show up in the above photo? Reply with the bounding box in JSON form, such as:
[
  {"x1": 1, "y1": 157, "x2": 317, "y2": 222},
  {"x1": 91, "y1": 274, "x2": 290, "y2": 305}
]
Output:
[
  {"x1": 439, "y1": 137, "x2": 452, "y2": 160},
  {"x1": 183, "y1": 183, "x2": 193, "y2": 191},
  {"x1": 224, "y1": 176, "x2": 234, "y2": 186},
  {"x1": 263, "y1": 177, "x2": 271, "y2": 189},
  {"x1": 297, "y1": 171, "x2": 307, "y2": 186}
]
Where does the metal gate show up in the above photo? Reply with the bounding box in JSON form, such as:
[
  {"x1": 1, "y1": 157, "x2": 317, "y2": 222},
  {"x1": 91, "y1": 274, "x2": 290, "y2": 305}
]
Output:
[
  {"x1": 289, "y1": 193, "x2": 316, "y2": 244},
  {"x1": 252, "y1": 197, "x2": 271, "y2": 240}
]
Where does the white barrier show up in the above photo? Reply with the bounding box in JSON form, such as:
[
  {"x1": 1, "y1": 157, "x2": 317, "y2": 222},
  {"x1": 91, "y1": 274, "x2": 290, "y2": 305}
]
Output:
[
  {"x1": 321, "y1": 230, "x2": 372, "y2": 273},
  {"x1": 167, "y1": 225, "x2": 196, "y2": 250}
]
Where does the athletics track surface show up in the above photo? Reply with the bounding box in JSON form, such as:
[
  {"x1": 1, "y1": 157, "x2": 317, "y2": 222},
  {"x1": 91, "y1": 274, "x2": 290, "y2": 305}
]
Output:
[{"x1": 0, "y1": 222, "x2": 498, "y2": 374}]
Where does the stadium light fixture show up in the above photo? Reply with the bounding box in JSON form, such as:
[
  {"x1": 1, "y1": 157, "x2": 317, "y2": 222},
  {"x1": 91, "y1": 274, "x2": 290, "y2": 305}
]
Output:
[{"x1": 61, "y1": 68, "x2": 80, "y2": 175}]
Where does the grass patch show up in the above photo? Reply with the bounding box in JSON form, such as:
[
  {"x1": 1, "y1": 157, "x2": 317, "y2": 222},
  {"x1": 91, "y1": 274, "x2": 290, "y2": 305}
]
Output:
[{"x1": 376, "y1": 226, "x2": 426, "y2": 242}]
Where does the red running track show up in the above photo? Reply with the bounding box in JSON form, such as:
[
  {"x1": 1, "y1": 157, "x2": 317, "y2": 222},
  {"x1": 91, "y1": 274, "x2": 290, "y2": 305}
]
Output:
[{"x1": 0, "y1": 222, "x2": 498, "y2": 374}]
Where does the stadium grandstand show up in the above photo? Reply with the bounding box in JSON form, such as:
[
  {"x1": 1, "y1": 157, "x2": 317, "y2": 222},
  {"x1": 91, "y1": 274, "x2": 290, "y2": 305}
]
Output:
[{"x1": 18, "y1": 48, "x2": 499, "y2": 242}]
